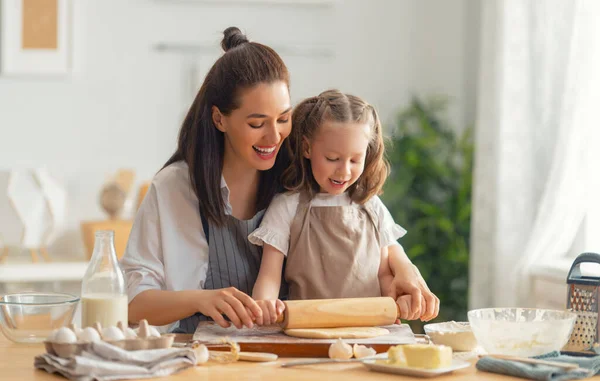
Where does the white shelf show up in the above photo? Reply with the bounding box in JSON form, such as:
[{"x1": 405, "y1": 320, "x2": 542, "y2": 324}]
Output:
[{"x1": 0, "y1": 261, "x2": 88, "y2": 283}]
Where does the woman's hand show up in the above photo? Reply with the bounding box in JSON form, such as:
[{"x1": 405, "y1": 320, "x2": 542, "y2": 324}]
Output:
[
  {"x1": 196, "y1": 287, "x2": 263, "y2": 329},
  {"x1": 386, "y1": 246, "x2": 440, "y2": 322},
  {"x1": 254, "y1": 299, "x2": 285, "y2": 326},
  {"x1": 385, "y1": 265, "x2": 440, "y2": 322}
]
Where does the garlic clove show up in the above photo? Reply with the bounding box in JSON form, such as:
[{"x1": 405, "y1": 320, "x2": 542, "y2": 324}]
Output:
[
  {"x1": 328, "y1": 338, "x2": 353, "y2": 360},
  {"x1": 194, "y1": 344, "x2": 210, "y2": 364},
  {"x1": 353, "y1": 343, "x2": 376, "y2": 359}
]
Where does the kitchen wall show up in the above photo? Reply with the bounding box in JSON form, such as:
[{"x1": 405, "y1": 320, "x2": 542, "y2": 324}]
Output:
[{"x1": 0, "y1": 0, "x2": 479, "y2": 259}]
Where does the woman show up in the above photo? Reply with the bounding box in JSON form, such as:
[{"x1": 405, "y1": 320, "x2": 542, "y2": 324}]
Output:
[{"x1": 121, "y1": 27, "x2": 292, "y2": 333}]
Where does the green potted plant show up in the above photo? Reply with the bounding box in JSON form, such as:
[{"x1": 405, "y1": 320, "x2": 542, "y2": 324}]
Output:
[{"x1": 382, "y1": 96, "x2": 473, "y2": 333}]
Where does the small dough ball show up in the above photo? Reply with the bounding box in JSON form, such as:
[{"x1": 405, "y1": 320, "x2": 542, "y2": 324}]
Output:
[
  {"x1": 353, "y1": 343, "x2": 376, "y2": 359},
  {"x1": 54, "y1": 327, "x2": 77, "y2": 344},
  {"x1": 102, "y1": 326, "x2": 125, "y2": 341},
  {"x1": 194, "y1": 344, "x2": 209, "y2": 364},
  {"x1": 328, "y1": 338, "x2": 353, "y2": 360},
  {"x1": 78, "y1": 327, "x2": 101, "y2": 342}
]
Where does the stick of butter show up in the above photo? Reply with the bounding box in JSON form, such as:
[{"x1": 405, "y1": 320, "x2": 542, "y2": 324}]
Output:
[{"x1": 387, "y1": 344, "x2": 453, "y2": 369}]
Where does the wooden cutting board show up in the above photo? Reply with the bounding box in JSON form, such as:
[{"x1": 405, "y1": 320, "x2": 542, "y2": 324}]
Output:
[{"x1": 192, "y1": 322, "x2": 416, "y2": 357}]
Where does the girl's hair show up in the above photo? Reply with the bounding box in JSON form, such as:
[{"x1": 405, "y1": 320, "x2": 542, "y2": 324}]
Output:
[
  {"x1": 282, "y1": 89, "x2": 389, "y2": 204},
  {"x1": 163, "y1": 27, "x2": 290, "y2": 226}
]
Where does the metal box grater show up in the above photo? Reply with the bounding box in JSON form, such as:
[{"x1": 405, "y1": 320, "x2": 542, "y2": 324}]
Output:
[{"x1": 565, "y1": 252, "x2": 600, "y2": 352}]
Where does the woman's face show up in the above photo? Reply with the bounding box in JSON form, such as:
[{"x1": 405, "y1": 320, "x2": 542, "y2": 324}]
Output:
[{"x1": 214, "y1": 81, "x2": 292, "y2": 172}]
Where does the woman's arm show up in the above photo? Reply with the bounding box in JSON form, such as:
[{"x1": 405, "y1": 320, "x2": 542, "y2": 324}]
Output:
[
  {"x1": 129, "y1": 288, "x2": 262, "y2": 329},
  {"x1": 121, "y1": 177, "x2": 261, "y2": 329},
  {"x1": 387, "y1": 244, "x2": 440, "y2": 321},
  {"x1": 252, "y1": 244, "x2": 285, "y2": 325},
  {"x1": 378, "y1": 246, "x2": 394, "y2": 296}
]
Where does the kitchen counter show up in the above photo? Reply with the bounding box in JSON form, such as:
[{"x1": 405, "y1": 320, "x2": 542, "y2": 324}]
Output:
[{"x1": 1, "y1": 333, "x2": 597, "y2": 380}]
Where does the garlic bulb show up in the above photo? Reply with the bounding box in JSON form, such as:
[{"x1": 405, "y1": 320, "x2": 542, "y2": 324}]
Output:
[
  {"x1": 353, "y1": 343, "x2": 376, "y2": 359},
  {"x1": 194, "y1": 344, "x2": 210, "y2": 364},
  {"x1": 328, "y1": 338, "x2": 353, "y2": 360}
]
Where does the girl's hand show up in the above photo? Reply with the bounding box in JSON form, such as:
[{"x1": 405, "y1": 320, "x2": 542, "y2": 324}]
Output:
[
  {"x1": 385, "y1": 265, "x2": 440, "y2": 322},
  {"x1": 254, "y1": 299, "x2": 285, "y2": 326},
  {"x1": 196, "y1": 287, "x2": 263, "y2": 329}
]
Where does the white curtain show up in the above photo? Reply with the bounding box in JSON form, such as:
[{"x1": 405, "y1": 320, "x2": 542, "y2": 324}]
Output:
[{"x1": 470, "y1": 0, "x2": 600, "y2": 309}]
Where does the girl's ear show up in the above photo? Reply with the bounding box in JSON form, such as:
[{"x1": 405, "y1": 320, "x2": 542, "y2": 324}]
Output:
[
  {"x1": 302, "y1": 137, "x2": 311, "y2": 159},
  {"x1": 212, "y1": 106, "x2": 226, "y2": 132}
]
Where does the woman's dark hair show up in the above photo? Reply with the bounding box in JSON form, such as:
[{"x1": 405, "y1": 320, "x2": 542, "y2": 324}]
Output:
[{"x1": 163, "y1": 27, "x2": 290, "y2": 225}]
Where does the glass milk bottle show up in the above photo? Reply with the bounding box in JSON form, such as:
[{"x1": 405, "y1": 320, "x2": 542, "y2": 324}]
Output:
[{"x1": 81, "y1": 230, "x2": 128, "y2": 328}]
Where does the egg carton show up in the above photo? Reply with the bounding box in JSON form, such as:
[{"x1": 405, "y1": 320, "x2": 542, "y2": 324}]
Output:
[{"x1": 44, "y1": 319, "x2": 175, "y2": 358}]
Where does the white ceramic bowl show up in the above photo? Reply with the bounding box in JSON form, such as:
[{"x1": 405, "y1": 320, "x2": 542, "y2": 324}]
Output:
[
  {"x1": 468, "y1": 308, "x2": 577, "y2": 357},
  {"x1": 423, "y1": 321, "x2": 478, "y2": 351}
]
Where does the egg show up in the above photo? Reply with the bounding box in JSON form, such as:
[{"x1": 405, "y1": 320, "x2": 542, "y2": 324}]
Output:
[
  {"x1": 328, "y1": 338, "x2": 353, "y2": 360},
  {"x1": 102, "y1": 326, "x2": 125, "y2": 341},
  {"x1": 147, "y1": 326, "x2": 161, "y2": 338},
  {"x1": 71, "y1": 325, "x2": 83, "y2": 337},
  {"x1": 78, "y1": 327, "x2": 101, "y2": 342},
  {"x1": 353, "y1": 343, "x2": 376, "y2": 359},
  {"x1": 123, "y1": 327, "x2": 137, "y2": 339},
  {"x1": 47, "y1": 328, "x2": 59, "y2": 341},
  {"x1": 54, "y1": 327, "x2": 77, "y2": 344}
]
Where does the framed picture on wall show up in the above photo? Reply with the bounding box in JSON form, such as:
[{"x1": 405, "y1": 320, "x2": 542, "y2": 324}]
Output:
[{"x1": 0, "y1": 0, "x2": 72, "y2": 76}]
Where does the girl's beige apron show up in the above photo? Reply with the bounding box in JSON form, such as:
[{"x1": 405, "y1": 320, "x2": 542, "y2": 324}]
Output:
[{"x1": 285, "y1": 192, "x2": 382, "y2": 300}]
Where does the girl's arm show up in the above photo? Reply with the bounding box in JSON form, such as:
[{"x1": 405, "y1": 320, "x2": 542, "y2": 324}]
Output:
[{"x1": 252, "y1": 244, "x2": 285, "y2": 325}]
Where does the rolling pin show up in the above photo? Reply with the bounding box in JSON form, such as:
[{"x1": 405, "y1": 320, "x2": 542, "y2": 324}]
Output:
[{"x1": 275, "y1": 297, "x2": 399, "y2": 329}]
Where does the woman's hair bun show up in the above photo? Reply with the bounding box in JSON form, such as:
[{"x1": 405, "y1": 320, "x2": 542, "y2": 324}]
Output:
[{"x1": 221, "y1": 27, "x2": 249, "y2": 51}]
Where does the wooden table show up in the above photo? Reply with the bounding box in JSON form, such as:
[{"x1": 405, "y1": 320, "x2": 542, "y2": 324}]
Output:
[{"x1": 1, "y1": 334, "x2": 597, "y2": 381}]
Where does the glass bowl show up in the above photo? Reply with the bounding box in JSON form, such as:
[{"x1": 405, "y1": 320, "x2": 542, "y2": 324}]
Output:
[
  {"x1": 0, "y1": 292, "x2": 80, "y2": 343},
  {"x1": 468, "y1": 308, "x2": 577, "y2": 357}
]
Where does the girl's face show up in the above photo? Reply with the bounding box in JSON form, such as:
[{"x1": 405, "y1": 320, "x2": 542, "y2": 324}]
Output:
[
  {"x1": 214, "y1": 81, "x2": 292, "y2": 172},
  {"x1": 304, "y1": 121, "x2": 371, "y2": 195}
]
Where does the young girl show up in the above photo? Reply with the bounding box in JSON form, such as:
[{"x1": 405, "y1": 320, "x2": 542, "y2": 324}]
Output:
[{"x1": 249, "y1": 89, "x2": 439, "y2": 325}]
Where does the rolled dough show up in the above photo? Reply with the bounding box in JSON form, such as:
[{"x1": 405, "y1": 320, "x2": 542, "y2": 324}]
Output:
[{"x1": 284, "y1": 327, "x2": 390, "y2": 339}]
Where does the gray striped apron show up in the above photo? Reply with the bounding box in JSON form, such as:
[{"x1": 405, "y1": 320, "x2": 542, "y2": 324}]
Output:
[{"x1": 173, "y1": 209, "x2": 266, "y2": 334}]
